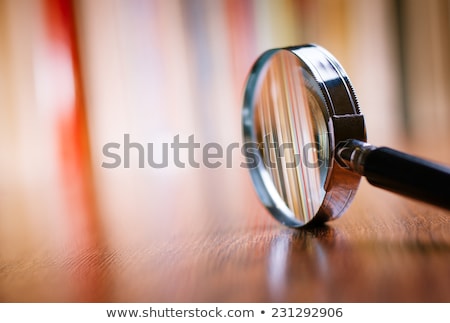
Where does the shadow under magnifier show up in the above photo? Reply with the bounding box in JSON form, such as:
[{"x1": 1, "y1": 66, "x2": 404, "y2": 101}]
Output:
[{"x1": 267, "y1": 225, "x2": 339, "y2": 301}]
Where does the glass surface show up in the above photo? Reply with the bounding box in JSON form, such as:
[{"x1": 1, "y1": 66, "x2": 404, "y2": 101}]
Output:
[{"x1": 253, "y1": 50, "x2": 329, "y2": 223}]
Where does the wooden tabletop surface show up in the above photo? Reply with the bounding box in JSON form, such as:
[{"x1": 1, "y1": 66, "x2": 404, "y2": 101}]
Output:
[{"x1": 0, "y1": 146, "x2": 449, "y2": 303}]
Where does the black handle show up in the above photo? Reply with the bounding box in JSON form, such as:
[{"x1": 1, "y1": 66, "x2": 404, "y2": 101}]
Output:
[{"x1": 363, "y1": 147, "x2": 450, "y2": 209}]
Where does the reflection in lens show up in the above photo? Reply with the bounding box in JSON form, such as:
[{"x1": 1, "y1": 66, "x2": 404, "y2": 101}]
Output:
[{"x1": 254, "y1": 50, "x2": 329, "y2": 223}]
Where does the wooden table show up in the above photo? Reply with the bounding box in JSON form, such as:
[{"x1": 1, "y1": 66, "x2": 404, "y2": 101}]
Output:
[{"x1": 0, "y1": 148, "x2": 449, "y2": 303}]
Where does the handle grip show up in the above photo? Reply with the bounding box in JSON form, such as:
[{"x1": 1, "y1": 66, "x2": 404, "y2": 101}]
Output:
[{"x1": 363, "y1": 147, "x2": 450, "y2": 209}]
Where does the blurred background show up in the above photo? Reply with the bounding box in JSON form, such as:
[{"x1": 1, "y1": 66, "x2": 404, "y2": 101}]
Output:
[{"x1": 0, "y1": 0, "x2": 449, "y2": 290}]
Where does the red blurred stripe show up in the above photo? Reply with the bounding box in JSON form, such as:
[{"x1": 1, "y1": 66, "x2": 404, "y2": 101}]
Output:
[{"x1": 42, "y1": 0, "x2": 106, "y2": 300}]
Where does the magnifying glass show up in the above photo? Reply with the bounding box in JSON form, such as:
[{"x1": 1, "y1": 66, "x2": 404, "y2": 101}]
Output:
[{"x1": 242, "y1": 44, "x2": 450, "y2": 228}]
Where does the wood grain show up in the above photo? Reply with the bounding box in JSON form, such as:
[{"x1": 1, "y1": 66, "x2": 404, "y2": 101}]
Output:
[{"x1": 0, "y1": 174, "x2": 449, "y2": 302}]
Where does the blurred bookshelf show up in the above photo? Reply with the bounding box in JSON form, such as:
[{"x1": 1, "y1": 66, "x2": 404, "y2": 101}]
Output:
[
  {"x1": 395, "y1": 0, "x2": 450, "y2": 146},
  {"x1": 0, "y1": 0, "x2": 449, "y2": 260}
]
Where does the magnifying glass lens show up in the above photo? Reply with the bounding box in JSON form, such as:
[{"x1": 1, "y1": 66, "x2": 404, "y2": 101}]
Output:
[
  {"x1": 244, "y1": 44, "x2": 365, "y2": 228},
  {"x1": 253, "y1": 50, "x2": 329, "y2": 223}
]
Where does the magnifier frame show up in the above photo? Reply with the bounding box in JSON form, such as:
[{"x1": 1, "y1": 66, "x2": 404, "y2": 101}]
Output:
[{"x1": 243, "y1": 44, "x2": 367, "y2": 227}]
